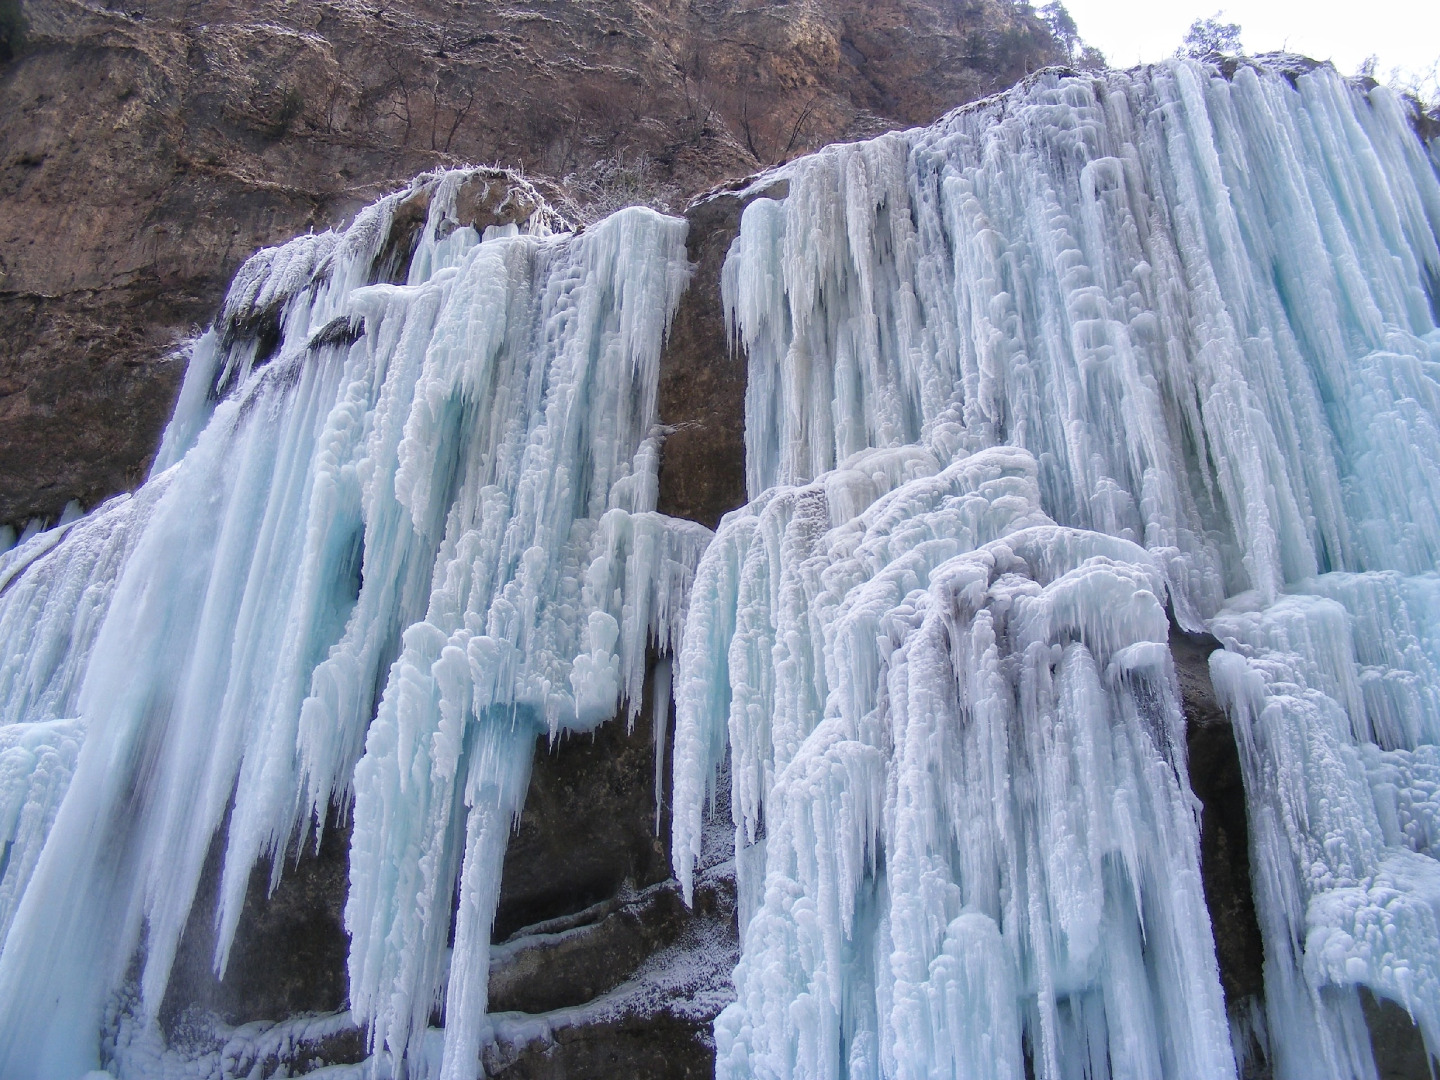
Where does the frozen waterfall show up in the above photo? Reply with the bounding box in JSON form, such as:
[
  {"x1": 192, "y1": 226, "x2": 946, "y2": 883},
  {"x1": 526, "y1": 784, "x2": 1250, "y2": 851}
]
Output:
[
  {"x1": 0, "y1": 170, "x2": 704, "y2": 1079},
  {"x1": 672, "y1": 58, "x2": 1440, "y2": 1080},
  {"x1": 0, "y1": 54, "x2": 1439, "y2": 1080}
]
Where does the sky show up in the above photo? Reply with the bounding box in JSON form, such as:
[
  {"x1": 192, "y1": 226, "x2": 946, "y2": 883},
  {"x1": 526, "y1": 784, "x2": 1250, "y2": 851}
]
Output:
[{"x1": 1062, "y1": 0, "x2": 1440, "y2": 95}]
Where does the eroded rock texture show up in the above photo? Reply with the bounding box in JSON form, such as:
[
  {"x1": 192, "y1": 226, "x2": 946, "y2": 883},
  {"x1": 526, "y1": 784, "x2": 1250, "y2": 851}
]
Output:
[{"x1": 0, "y1": 0, "x2": 1066, "y2": 530}]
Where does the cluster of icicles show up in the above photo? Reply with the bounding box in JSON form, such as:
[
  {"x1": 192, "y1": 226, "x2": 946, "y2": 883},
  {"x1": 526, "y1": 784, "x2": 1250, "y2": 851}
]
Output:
[
  {"x1": 2, "y1": 56, "x2": 1440, "y2": 1080},
  {"x1": 0, "y1": 170, "x2": 707, "y2": 1079}
]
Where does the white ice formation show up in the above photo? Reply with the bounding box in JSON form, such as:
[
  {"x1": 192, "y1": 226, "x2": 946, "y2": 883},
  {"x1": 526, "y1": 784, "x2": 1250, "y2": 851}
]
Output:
[
  {"x1": 672, "y1": 58, "x2": 1440, "y2": 1080},
  {"x1": 1, "y1": 54, "x2": 1440, "y2": 1080},
  {"x1": 0, "y1": 169, "x2": 705, "y2": 1079}
]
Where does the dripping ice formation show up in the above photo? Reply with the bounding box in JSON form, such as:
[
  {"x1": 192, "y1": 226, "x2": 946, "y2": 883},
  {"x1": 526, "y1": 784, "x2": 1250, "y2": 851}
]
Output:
[
  {"x1": 672, "y1": 57, "x2": 1440, "y2": 1080},
  {"x1": 0, "y1": 52, "x2": 1437, "y2": 1080},
  {"x1": 0, "y1": 168, "x2": 706, "y2": 1078}
]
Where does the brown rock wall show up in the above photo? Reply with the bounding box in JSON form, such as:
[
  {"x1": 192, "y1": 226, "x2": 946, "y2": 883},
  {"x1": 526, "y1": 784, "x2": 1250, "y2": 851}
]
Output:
[{"x1": 0, "y1": 0, "x2": 1065, "y2": 528}]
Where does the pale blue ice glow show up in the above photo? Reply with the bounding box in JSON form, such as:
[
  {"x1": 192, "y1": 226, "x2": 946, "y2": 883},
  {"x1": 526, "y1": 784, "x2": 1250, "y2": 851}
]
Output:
[
  {"x1": 674, "y1": 58, "x2": 1440, "y2": 1080},
  {"x1": 0, "y1": 172, "x2": 704, "y2": 1080},
  {"x1": 0, "y1": 55, "x2": 1438, "y2": 1080}
]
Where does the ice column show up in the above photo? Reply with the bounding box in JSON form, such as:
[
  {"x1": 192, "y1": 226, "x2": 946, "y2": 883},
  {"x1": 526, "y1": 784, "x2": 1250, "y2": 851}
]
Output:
[{"x1": 338, "y1": 204, "x2": 703, "y2": 1077}]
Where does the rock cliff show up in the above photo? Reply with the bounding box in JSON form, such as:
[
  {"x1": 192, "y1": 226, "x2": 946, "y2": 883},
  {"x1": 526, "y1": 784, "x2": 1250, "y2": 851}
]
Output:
[{"x1": 0, "y1": 0, "x2": 1067, "y2": 532}]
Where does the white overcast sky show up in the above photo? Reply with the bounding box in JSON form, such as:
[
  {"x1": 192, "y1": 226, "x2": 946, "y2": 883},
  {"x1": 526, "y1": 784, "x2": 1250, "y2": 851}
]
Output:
[{"x1": 1062, "y1": 0, "x2": 1440, "y2": 91}]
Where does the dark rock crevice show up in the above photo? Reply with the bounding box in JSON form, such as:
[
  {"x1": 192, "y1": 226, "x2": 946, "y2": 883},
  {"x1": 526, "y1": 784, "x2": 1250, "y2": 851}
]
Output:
[
  {"x1": 159, "y1": 808, "x2": 353, "y2": 1033},
  {"x1": 495, "y1": 676, "x2": 675, "y2": 945},
  {"x1": 1171, "y1": 625, "x2": 1266, "y2": 1011},
  {"x1": 656, "y1": 176, "x2": 787, "y2": 531},
  {"x1": 655, "y1": 186, "x2": 750, "y2": 531}
]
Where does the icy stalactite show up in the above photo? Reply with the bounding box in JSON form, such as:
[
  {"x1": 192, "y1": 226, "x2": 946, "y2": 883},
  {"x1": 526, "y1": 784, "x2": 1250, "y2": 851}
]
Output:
[
  {"x1": 0, "y1": 170, "x2": 701, "y2": 1080},
  {"x1": 0, "y1": 486, "x2": 167, "y2": 731},
  {"x1": 1209, "y1": 575, "x2": 1440, "y2": 1078},
  {"x1": 722, "y1": 61, "x2": 1440, "y2": 625},
  {"x1": 338, "y1": 201, "x2": 703, "y2": 1067},
  {"x1": 676, "y1": 447, "x2": 1233, "y2": 1079},
  {"x1": 0, "y1": 483, "x2": 174, "y2": 953},
  {"x1": 679, "y1": 57, "x2": 1440, "y2": 1080}
]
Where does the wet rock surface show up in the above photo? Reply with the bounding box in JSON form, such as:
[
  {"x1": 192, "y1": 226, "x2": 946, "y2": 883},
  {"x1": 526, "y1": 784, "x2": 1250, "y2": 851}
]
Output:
[
  {"x1": 1362, "y1": 988, "x2": 1434, "y2": 1080},
  {"x1": 656, "y1": 179, "x2": 785, "y2": 530},
  {"x1": 495, "y1": 680, "x2": 674, "y2": 944},
  {"x1": 489, "y1": 882, "x2": 695, "y2": 1016},
  {"x1": 162, "y1": 813, "x2": 353, "y2": 1030}
]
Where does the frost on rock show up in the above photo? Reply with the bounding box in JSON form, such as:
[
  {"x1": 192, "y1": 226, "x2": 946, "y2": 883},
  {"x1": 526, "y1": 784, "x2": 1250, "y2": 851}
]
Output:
[
  {"x1": 0, "y1": 169, "x2": 702, "y2": 1080},
  {"x1": 677, "y1": 58, "x2": 1440, "y2": 1079}
]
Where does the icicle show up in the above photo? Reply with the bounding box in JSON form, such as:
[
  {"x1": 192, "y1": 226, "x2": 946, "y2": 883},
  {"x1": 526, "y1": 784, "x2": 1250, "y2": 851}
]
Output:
[
  {"x1": 681, "y1": 56, "x2": 1440, "y2": 1080},
  {"x1": 0, "y1": 171, "x2": 702, "y2": 1080},
  {"x1": 341, "y1": 202, "x2": 699, "y2": 1075},
  {"x1": 655, "y1": 656, "x2": 673, "y2": 834}
]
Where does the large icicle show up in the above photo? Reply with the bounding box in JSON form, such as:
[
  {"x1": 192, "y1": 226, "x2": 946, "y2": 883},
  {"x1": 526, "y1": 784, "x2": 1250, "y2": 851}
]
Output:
[
  {"x1": 679, "y1": 57, "x2": 1440, "y2": 1080},
  {"x1": 337, "y1": 202, "x2": 700, "y2": 1076},
  {"x1": 0, "y1": 170, "x2": 701, "y2": 1080},
  {"x1": 675, "y1": 445, "x2": 1234, "y2": 1079}
]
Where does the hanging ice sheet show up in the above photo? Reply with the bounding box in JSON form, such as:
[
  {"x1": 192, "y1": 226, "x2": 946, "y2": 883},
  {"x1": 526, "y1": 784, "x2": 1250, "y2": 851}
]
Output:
[
  {"x1": 0, "y1": 169, "x2": 707, "y2": 1080},
  {"x1": 676, "y1": 58, "x2": 1440, "y2": 1079}
]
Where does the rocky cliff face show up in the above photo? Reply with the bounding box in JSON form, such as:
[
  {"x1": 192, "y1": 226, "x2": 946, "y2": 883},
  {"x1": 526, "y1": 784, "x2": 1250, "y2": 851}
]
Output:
[
  {"x1": 0, "y1": 0, "x2": 1067, "y2": 532},
  {"x1": 0, "y1": 4, "x2": 1074, "y2": 1071}
]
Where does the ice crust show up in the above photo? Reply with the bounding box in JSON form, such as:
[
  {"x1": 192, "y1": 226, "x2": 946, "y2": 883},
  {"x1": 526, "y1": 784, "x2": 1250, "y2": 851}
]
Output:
[
  {"x1": 676, "y1": 59, "x2": 1440, "y2": 1080},
  {"x1": 0, "y1": 171, "x2": 700, "y2": 1079}
]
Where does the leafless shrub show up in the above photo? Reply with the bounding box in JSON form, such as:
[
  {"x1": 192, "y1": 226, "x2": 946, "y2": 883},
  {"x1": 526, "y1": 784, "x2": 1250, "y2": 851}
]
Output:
[{"x1": 561, "y1": 151, "x2": 681, "y2": 223}]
